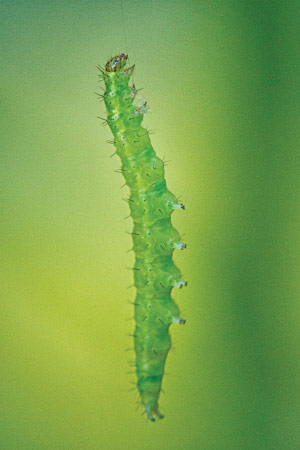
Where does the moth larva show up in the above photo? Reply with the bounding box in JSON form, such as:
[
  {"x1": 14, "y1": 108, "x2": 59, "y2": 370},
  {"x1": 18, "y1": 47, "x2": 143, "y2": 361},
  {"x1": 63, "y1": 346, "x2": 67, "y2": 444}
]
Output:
[{"x1": 98, "y1": 53, "x2": 187, "y2": 421}]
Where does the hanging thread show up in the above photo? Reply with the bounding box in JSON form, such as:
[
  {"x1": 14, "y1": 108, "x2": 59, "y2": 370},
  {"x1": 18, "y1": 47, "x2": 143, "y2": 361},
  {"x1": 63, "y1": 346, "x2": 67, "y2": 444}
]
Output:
[{"x1": 120, "y1": 0, "x2": 134, "y2": 85}]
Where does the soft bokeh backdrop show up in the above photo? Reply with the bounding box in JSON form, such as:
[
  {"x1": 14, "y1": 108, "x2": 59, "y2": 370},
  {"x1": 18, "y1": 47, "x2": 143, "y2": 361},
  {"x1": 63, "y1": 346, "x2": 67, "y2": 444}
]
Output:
[{"x1": 1, "y1": 1, "x2": 299, "y2": 449}]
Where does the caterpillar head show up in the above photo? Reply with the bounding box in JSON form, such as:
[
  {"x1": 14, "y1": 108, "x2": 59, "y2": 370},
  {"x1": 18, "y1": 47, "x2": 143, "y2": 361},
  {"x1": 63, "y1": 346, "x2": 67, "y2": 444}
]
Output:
[{"x1": 105, "y1": 53, "x2": 128, "y2": 72}]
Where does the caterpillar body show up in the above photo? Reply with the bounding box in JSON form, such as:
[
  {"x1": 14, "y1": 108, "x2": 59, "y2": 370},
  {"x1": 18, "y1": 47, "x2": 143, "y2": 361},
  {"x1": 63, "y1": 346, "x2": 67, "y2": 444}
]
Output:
[{"x1": 98, "y1": 54, "x2": 187, "y2": 421}]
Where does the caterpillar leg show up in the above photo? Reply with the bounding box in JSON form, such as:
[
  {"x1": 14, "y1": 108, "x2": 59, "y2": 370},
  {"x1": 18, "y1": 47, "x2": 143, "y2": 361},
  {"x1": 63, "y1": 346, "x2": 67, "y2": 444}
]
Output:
[{"x1": 145, "y1": 404, "x2": 164, "y2": 422}]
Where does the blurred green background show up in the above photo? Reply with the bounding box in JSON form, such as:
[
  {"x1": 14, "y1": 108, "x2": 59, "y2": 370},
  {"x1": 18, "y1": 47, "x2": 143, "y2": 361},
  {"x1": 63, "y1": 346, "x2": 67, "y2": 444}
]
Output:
[{"x1": 1, "y1": 1, "x2": 299, "y2": 449}]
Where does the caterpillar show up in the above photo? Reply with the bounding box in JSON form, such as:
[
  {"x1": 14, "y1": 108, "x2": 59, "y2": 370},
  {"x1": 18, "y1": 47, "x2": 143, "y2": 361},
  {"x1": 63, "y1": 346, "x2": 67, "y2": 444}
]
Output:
[{"x1": 97, "y1": 53, "x2": 187, "y2": 421}]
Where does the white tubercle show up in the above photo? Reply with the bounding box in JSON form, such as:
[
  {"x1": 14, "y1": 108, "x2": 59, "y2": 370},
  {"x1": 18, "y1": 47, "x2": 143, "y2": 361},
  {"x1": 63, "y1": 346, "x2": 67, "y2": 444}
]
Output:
[
  {"x1": 174, "y1": 242, "x2": 187, "y2": 250},
  {"x1": 172, "y1": 317, "x2": 186, "y2": 324},
  {"x1": 173, "y1": 280, "x2": 188, "y2": 289},
  {"x1": 173, "y1": 203, "x2": 185, "y2": 210}
]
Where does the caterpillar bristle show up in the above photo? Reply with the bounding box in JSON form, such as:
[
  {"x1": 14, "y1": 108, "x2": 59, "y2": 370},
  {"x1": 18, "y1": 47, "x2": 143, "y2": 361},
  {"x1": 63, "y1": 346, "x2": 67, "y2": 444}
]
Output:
[
  {"x1": 128, "y1": 386, "x2": 137, "y2": 392},
  {"x1": 94, "y1": 92, "x2": 104, "y2": 100}
]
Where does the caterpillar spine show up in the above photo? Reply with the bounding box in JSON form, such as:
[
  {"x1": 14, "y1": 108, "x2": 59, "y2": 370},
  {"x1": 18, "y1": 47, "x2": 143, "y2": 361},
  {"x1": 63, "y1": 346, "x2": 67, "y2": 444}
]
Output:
[{"x1": 98, "y1": 53, "x2": 187, "y2": 421}]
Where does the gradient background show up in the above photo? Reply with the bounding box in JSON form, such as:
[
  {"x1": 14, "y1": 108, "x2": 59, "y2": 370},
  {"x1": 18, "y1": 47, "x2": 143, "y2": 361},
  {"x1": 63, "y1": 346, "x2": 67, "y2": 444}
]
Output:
[{"x1": 1, "y1": 1, "x2": 300, "y2": 449}]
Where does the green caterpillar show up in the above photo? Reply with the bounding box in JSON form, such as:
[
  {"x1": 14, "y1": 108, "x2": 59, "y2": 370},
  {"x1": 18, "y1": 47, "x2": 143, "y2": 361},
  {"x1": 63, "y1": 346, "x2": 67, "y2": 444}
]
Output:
[{"x1": 97, "y1": 53, "x2": 187, "y2": 421}]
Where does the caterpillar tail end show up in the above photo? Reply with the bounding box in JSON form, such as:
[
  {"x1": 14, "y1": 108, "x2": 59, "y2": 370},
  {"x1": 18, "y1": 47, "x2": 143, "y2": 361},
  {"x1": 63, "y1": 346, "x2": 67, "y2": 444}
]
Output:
[{"x1": 145, "y1": 404, "x2": 164, "y2": 422}]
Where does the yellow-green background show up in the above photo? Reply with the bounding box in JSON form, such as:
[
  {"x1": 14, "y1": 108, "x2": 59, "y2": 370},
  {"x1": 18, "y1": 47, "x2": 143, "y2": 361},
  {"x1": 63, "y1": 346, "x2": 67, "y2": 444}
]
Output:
[{"x1": 1, "y1": 1, "x2": 299, "y2": 449}]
